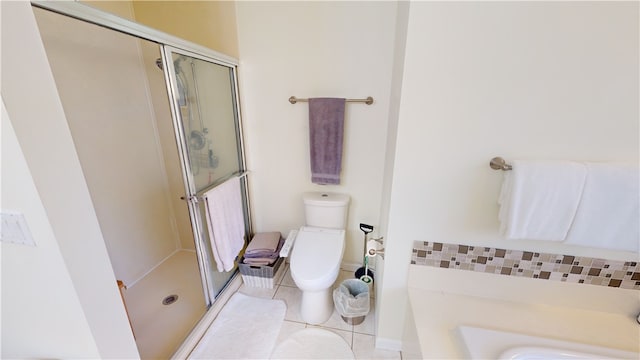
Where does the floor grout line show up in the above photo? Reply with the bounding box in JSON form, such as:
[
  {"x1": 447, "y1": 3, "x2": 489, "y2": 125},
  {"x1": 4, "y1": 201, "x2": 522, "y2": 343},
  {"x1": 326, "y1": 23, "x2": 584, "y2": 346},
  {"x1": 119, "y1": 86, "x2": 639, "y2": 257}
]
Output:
[
  {"x1": 260, "y1": 265, "x2": 400, "y2": 359},
  {"x1": 284, "y1": 265, "x2": 358, "y2": 347},
  {"x1": 200, "y1": 264, "x2": 403, "y2": 359}
]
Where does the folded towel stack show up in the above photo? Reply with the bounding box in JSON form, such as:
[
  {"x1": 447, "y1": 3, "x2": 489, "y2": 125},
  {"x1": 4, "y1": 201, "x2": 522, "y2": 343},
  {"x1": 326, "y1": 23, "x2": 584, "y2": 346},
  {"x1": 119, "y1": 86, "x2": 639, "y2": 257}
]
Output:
[{"x1": 243, "y1": 232, "x2": 284, "y2": 266}]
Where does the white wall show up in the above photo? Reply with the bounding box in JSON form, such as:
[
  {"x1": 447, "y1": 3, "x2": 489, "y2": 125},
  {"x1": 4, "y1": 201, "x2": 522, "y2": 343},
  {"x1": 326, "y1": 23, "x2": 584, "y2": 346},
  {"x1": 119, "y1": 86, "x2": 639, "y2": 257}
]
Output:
[
  {"x1": 83, "y1": 0, "x2": 196, "y2": 253},
  {"x1": 34, "y1": 6, "x2": 184, "y2": 286},
  {"x1": 235, "y1": 1, "x2": 398, "y2": 264},
  {"x1": 1, "y1": 100, "x2": 100, "y2": 359},
  {"x1": 131, "y1": 0, "x2": 240, "y2": 58},
  {"x1": 1, "y1": 2, "x2": 138, "y2": 357},
  {"x1": 375, "y1": 0, "x2": 410, "y2": 350},
  {"x1": 378, "y1": 1, "x2": 639, "y2": 346}
]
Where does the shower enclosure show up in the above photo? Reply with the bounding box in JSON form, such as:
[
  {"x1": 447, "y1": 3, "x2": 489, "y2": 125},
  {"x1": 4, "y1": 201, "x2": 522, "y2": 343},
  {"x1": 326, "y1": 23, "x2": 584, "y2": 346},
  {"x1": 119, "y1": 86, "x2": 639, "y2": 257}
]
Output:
[{"x1": 32, "y1": 2, "x2": 249, "y2": 358}]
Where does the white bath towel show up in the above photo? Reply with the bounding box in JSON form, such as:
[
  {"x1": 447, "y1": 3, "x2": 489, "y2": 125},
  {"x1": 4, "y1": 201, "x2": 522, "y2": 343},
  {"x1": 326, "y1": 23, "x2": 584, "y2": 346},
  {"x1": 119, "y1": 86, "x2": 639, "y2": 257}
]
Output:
[
  {"x1": 203, "y1": 176, "x2": 245, "y2": 272},
  {"x1": 564, "y1": 163, "x2": 639, "y2": 252},
  {"x1": 499, "y1": 160, "x2": 587, "y2": 241}
]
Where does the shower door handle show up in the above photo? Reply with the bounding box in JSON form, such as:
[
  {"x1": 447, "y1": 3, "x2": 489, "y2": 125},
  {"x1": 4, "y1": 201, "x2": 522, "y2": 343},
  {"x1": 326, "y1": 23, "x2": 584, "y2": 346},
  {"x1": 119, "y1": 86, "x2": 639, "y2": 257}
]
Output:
[{"x1": 180, "y1": 195, "x2": 198, "y2": 203}]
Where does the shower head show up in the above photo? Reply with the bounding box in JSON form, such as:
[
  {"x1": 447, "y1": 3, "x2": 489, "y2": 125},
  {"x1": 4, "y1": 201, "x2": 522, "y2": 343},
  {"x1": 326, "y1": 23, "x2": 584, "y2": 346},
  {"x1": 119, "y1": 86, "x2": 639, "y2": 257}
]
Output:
[{"x1": 155, "y1": 56, "x2": 187, "y2": 72}]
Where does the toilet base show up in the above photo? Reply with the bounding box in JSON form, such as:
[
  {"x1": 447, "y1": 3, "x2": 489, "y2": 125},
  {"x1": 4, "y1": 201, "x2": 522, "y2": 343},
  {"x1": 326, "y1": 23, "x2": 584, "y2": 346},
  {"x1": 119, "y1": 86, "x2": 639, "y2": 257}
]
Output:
[{"x1": 300, "y1": 288, "x2": 333, "y2": 325}]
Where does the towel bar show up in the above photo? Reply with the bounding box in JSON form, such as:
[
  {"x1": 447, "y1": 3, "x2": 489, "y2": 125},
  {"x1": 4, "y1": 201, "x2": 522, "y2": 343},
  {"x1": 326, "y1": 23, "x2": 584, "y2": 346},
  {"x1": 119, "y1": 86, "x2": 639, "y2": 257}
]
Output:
[
  {"x1": 288, "y1": 96, "x2": 373, "y2": 105},
  {"x1": 180, "y1": 171, "x2": 249, "y2": 202},
  {"x1": 490, "y1": 157, "x2": 512, "y2": 171}
]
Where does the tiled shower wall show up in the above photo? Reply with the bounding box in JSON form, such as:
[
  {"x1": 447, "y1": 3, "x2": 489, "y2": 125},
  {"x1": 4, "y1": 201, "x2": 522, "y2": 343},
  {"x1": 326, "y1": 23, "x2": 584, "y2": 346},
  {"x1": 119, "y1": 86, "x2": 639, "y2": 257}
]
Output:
[{"x1": 411, "y1": 241, "x2": 640, "y2": 290}]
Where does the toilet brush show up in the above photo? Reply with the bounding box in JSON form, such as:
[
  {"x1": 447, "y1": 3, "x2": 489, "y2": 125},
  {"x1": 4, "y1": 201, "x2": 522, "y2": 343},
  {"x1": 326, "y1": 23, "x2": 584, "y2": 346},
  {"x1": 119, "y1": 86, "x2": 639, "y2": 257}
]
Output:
[
  {"x1": 355, "y1": 223, "x2": 374, "y2": 281},
  {"x1": 359, "y1": 255, "x2": 373, "y2": 283}
]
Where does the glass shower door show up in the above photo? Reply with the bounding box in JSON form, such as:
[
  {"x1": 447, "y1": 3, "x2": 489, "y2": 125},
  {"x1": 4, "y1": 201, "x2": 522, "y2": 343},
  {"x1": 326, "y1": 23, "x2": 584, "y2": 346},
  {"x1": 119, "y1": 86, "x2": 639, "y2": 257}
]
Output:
[{"x1": 163, "y1": 47, "x2": 249, "y2": 304}]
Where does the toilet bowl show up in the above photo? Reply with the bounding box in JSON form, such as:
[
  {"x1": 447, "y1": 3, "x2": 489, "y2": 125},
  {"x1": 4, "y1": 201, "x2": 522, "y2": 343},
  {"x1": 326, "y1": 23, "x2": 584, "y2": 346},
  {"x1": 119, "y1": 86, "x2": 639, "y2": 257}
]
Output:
[
  {"x1": 290, "y1": 227, "x2": 345, "y2": 324},
  {"x1": 289, "y1": 192, "x2": 350, "y2": 325}
]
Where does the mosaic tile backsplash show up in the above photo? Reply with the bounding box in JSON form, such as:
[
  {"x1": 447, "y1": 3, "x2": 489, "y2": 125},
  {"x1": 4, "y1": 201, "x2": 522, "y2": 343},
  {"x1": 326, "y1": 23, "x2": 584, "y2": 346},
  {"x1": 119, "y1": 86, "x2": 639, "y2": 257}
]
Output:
[{"x1": 411, "y1": 241, "x2": 640, "y2": 290}]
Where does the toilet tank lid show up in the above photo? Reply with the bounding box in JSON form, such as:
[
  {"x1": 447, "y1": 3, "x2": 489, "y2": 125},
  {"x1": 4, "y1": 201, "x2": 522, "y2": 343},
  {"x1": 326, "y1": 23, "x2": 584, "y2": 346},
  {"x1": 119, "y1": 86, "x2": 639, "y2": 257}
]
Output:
[{"x1": 303, "y1": 192, "x2": 350, "y2": 206}]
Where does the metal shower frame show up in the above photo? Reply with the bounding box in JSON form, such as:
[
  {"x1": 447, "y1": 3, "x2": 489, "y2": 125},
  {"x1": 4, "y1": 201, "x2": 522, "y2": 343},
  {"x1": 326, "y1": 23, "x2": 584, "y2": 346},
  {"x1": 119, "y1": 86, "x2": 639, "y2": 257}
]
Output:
[{"x1": 31, "y1": 0, "x2": 252, "y2": 307}]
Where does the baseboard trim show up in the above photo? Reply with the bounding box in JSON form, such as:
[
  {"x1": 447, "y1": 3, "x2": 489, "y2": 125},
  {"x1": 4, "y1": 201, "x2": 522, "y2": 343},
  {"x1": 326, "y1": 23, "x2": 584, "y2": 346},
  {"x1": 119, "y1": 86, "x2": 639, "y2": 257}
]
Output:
[
  {"x1": 171, "y1": 274, "x2": 242, "y2": 359},
  {"x1": 341, "y1": 261, "x2": 361, "y2": 272},
  {"x1": 342, "y1": 261, "x2": 377, "y2": 272},
  {"x1": 128, "y1": 249, "x2": 180, "y2": 288},
  {"x1": 375, "y1": 337, "x2": 403, "y2": 351}
]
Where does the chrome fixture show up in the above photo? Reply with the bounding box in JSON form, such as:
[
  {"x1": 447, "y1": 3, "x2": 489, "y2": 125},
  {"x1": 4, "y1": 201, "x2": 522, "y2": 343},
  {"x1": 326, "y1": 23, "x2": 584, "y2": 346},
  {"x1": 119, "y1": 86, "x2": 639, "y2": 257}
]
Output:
[
  {"x1": 368, "y1": 236, "x2": 385, "y2": 259},
  {"x1": 490, "y1": 156, "x2": 513, "y2": 171},
  {"x1": 289, "y1": 96, "x2": 374, "y2": 105}
]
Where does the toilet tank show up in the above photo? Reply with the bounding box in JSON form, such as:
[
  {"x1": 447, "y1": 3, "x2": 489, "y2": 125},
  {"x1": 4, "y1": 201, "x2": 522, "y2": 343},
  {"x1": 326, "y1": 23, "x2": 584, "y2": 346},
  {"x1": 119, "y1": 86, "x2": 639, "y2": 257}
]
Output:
[{"x1": 303, "y1": 192, "x2": 350, "y2": 229}]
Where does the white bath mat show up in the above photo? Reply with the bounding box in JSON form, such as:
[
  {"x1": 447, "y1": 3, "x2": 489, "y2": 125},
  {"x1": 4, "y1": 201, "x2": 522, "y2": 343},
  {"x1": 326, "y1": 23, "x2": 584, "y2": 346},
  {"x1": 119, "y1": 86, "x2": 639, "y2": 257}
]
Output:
[
  {"x1": 189, "y1": 292, "x2": 286, "y2": 359},
  {"x1": 271, "y1": 328, "x2": 355, "y2": 359}
]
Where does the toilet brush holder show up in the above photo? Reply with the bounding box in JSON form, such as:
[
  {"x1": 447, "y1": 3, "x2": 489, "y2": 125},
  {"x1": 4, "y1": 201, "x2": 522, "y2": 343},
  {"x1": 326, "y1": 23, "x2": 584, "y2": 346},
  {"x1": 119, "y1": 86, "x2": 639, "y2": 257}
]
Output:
[{"x1": 355, "y1": 223, "x2": 374, "y2": 280}]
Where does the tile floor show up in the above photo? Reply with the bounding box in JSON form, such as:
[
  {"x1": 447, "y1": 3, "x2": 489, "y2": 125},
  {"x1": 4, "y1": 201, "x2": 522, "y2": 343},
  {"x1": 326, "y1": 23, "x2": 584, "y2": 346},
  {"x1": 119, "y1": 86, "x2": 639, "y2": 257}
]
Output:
[{"x1": 237, "y1": 263, "x2": 402, "y2": 359}]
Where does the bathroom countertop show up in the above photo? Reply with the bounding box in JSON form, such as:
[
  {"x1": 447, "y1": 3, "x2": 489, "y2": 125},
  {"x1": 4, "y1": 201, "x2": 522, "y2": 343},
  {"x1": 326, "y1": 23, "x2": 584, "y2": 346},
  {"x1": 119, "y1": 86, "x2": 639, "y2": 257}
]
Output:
[{"x1": 407, "y1": 265, "x2": 640, "y2": 359}]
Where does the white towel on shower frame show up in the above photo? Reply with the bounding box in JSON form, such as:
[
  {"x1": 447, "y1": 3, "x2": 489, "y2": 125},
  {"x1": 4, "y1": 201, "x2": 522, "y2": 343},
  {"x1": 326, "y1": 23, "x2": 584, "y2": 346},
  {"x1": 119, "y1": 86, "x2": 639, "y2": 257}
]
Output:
[{"x1": 203, "y1": 176, "x2": 246, "y2": 272}]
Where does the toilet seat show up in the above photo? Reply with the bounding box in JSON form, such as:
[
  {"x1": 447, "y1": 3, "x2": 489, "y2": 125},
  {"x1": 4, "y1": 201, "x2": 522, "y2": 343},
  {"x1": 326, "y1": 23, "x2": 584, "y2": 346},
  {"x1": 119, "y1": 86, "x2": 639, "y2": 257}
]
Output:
[
  {"x1": 270, "y1": 328, "x2": 354, "y2": 359},
  {"x1": 290, "y1": 227, "x2": 345, "y2": 290}
]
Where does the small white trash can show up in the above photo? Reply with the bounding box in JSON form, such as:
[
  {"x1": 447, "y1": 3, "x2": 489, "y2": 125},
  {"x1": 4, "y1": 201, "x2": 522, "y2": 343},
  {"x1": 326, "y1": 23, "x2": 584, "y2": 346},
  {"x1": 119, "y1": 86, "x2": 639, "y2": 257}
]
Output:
[{"x1": 333, "y1": 279, "x2": 370, "y2": 325}]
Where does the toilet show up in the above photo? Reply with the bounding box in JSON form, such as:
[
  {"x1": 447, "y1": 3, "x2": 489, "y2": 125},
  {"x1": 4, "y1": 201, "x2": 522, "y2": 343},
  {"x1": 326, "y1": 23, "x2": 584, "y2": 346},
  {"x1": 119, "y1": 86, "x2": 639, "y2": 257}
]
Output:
[{"x1": 290, "y1": 192, "x2": 350, "y2": 325}]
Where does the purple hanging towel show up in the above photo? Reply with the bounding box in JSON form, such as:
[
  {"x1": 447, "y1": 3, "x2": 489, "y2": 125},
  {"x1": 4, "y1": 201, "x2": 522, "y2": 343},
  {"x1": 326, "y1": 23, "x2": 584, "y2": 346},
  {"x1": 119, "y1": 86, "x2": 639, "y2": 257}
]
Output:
[{"x1": 308, "y1": 98, "x2": 346, "y2": 185}]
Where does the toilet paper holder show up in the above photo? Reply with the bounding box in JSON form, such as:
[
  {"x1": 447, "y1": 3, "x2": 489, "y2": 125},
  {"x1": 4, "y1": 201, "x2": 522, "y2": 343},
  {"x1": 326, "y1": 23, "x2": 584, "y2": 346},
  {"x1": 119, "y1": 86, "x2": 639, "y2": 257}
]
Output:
[{"x1": 367, "y1": 237, "x2": 385, "y2": 259}]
